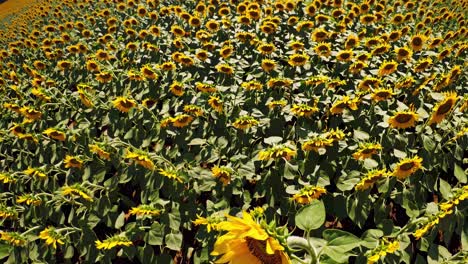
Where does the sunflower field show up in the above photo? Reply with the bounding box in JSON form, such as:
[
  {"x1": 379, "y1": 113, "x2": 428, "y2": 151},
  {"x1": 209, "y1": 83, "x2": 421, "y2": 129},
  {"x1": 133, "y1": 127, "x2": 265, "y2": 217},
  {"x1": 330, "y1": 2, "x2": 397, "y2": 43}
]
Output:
[{"x1": 0, "y1": 0, "x2": 467, "y2": 263}]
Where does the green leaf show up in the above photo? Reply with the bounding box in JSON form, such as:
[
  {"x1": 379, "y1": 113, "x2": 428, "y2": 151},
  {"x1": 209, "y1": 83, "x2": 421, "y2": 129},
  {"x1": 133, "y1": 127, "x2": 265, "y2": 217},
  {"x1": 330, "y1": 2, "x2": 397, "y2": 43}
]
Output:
[
  {"x1": 295, "y1": 200, "x2": 325, "y2": 231},
  {"x1": 361, "y1": 229, "x2": 383, "y2": 248},
  {"x1": 454, "y1": 164, "x2": 467, "y2": 183},
  {"x1": 115, "y1": 211, "x2": 126, "y2": 229},
  {"x1": 165, "y1": 232, "x2": 183, "y2": 251},
  {"x1": 0, "y1": 244, "x2": 12, "y2": 260},
  {"x1": 322, "y1": 230, "x2": 361, "y2": 257},
  {"x1": 353, "y1": 130, "x2": 369, "y2": 140},
  {"x1": 438, "y1": 179, "x2": 452, "y2": 200},
  {"x1": 188, "y1": 138, "x2": 206, "y2": 146},
  {"x1": 422, "y1": 136, "x2": 435, "y2": 152},
  {"x1": 147, "y1": 223, "x2": 164, "y2": 246},
  {"x1": 264, "y1": 136, "x2": 283, "y2": 145}
]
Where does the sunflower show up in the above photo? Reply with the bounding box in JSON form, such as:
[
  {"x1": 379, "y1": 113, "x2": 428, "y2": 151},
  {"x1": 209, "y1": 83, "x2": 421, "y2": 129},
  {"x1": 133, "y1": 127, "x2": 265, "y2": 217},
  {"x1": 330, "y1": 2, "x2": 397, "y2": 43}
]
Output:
[
  {"x1": 208, "y1": 96, "x2": 223, "y2": 113},
  {"x1": 258, "y1": 145, "x2": 296, "y2": 161},
  {"x1": 360, "y1": 14, "x2": 376, "y2": 24},
  {"x1": 169, "y1": 81, "x2": 184, "y2": 96},
  {"x1": 211, "y1": 166, "x2": 232, "y2": 186},
  {"x1": 291, "y1": 186, "x2": 327, "y2": 204},
  {"x1": 289, "y1": 40, "x2": 305, "y2": 51},
  {"x1": 429, "y1": 92, "x2": 458, "y2": 124},
  {"x1": 95, "y1": 49, "x2": 112, "y2": 61},
  {"x1": 95, "y1": 235, "x2": 133, "y2": 250},
  {"x1": 158, "y1": 168, "x2": 183, "y2": 182},
  {"x1": 43, "y1": 128, "x2": 66, "y2": 141},
  {"x1": 57, "y1": 60, "x2": 72, "y2": 71},
  {"x1": 129, "y1": 204, "x2": 161, "y2": 217},
  {"x1": 241, "y1": 80, "x2": 263, "y2": 91},
  {"x1": 288, "y1": 53, "x2": 309, "y2": 67},
  {"x1": 266, "y1": 100, "x2": 287, "y2": 109},
  {"x1": 171, "y1": 25, "x2": 185, "y2": 37},
  {"x1": 257, "y1": 42, "x2": 276, "y2": 55},
  {"x1": 330, "y1": 96, "x2": 359, "y2": 114},
  {"x1": 206, "y1": 19, "x2": 219, "y2": 32},
  {"x1": 355, "y1": 169, "x2": 389, "y2": 191},
  {"x1": 64, "y1": 155, "x2": 83, "y2": 169},
  {"x1": 409, "y1": 34, "x2": 427, "y2": 51},
  {"x1": 216, "y1": 63, "x2": 234, "y2": 75},
  {"x1": 372, "y1": 43, "x2": 390, "y2": 56},
  {"x1": 261, "y1": 59, "x2": 276, "y2": 72},
  {"x1": 358, "y1": 77, "x2": 382, "y2": 91},
  {"x1": 0, "y1": 231, "x2": 26, "y2": 247},
  {"x1": 219, "y1": 45, "x2": 234, "y2": 59},
  {"x1": 392, "y1": 156, "x2": 423, "y2": 180},
  {"x1": 336, "y1": 49, "x2": 354, "y2": 62},
  {"x1": 311, "y1": 28, "x2": 328, "y2": 42},
  {"x1": 352, "y1": 143, "x2": 382, "y2": 160},
  {"x1": 61, "y1": 184, "x2": 93, "y2": 202},
  {"x1": 95, "y1": 71, "x2": 113, "y2": 83},
  {"x1": 291, "y1": 104, "x2": 318, "y2": 118},
  {"x1": 267, "y1": 78, "x2": 293, "y2": 89},
  {"x1": 371, "y1": 88, "x2": 396, "y2": 102},
  {"x1": 172, "y1": 114, "x2": 194, "y2": 128},
  {"x1": 413, "y1": 58, "x2": 432, "y2": 72},
  {"x1": 39, "y1": 227, "x2": 64, "y2": 249},
  {"x1": 302, "y1": 136, "x2": 334, "y2": 152},
  {"x1": 394, "y1": 47, "x2": 413, "y2": 62},
  {"x1": 211, "y1": 212, "x2": 291, "y2": 264},
  {"x1": 24, "y1": 167, "x2": 47, "y2": 179},
  {"x1": 388, "y1": 109, "x2": 419, "y2": 129},
  {"x1": 112, "y1": 97, "x2": 137, "y2": 113},
  {"x1": 229, "y1": 113, "x2": 260, "y2": 130},
  {"x1": 86, "y1": 60, "x2": 100, "y2": 72},
  {"x1": 378, "y1": 60, "x2": 398, "y2": 76}
]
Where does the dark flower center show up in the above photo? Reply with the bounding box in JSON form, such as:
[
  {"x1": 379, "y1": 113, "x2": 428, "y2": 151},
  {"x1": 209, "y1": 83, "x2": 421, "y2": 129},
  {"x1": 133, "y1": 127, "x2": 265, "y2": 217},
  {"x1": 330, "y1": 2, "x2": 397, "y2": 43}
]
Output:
[
  {"x1": 246, "y1": 237, "x2": 282, "y2": 264},
  {"x1": 436, "y1": 100, "x2": 454, "y2": 115},
  {"x1": 400, "y1": 162, "x2": 415, "y2": 171},
  {"x1": 395, "y1": 113, "x2": 413, "y2": 123}
]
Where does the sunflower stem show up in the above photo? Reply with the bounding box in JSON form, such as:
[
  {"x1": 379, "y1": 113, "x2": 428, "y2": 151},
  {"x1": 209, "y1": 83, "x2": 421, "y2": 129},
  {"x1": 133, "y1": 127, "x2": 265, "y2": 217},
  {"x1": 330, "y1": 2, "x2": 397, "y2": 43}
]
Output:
[{"x1": 287, "y1": 236, "x2": 319, "y2": 264}]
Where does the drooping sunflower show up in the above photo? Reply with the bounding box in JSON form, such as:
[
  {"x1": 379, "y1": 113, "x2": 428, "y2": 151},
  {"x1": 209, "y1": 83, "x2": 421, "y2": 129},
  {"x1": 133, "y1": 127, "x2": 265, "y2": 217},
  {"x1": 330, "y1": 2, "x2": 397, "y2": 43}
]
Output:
[
  {"x1": 211, "y1": 166, "x2": 233, "y2": 186},
  {"x1": 208, "y1": 96, "x2": 223, "y2": 113},
  {"x1": 301, "y1": 136, "x2": 334, "y2": 152},
  {"x1": 233, "y1": 115, "x2": 259, "y2": 130},
  {"x1": 352, "y1": 143, "x2": 382, "y2": 160},
  {"x1": 43, "y1": 128, "x2": 66, "y2": 141},
  {"x1": 39, "y1": 227, "x2": 64, "y2": 249},
  {"x1": 388, "y1": 109, "x2": 419, "y2": 129},
  {"x1": 291, "y1": 104, "x2": 318, "y2": 118},
  {"x1": 371, "y1": 88, "x2": 396, "y2": 102},
  {"x1": 413, "y1": 57, "x2": 433, "y2": 73},
  {"x1": 216, "y1": 63, "x2": 234, "y2": 75},
  {"x1": 429, "y1": 92, "x2": 458, "y2": 124},
  {"x1": 378, "y1": 60, "x2": 398, "y2": 76},
  {"x1": 288, "y1": 53, "x2": 309, "y2": 67},
  {"x1": 291, "y1": 186, "x2": 327, "y2": 204},
  {"x1": 392, "y1": 156, "x2": 423, "y2": 180},
  {"x1": 113, "y1": 97, "x2": 137, "y2": 113},
  {"x1": 95, "y1": 235, "x2": 133, "y2": 250},
  {"x1": 129, "y1": 204, "x2": 161, "y2": 217},
  {"x1": 0, "y1": 231, "x2": 26, "y2": 247},
  {"x1": 355, "y1": 169, "x2": 389, "y2": 191},
  {"x1": 63, "y1": 155, "x2": 83, "y2": 169},
  {"x1": 89, "y1": 144, "x2": 111, "y2": 160},
  {"x1": 125, "y1": 149, "x2": 154, "y2": 170},
  {"x1": 172, "y1": 114, "x2": 194, "y2": 128},
  {"x1": 211, "y1": 212, "x2": 291, "y2": 264}
]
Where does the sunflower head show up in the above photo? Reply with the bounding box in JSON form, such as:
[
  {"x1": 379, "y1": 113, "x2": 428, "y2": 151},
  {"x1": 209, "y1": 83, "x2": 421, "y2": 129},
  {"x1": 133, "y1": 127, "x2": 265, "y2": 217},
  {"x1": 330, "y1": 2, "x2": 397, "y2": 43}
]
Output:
[
  {"x1": 429, "y1": 92, "x2": 458, "y2": 124},
  {"x1": 388, "y1": 108, "x2": 419, "y2": 129},
  {"x1": 392, "y1": 156, "x2": 423, "y2": 180}
]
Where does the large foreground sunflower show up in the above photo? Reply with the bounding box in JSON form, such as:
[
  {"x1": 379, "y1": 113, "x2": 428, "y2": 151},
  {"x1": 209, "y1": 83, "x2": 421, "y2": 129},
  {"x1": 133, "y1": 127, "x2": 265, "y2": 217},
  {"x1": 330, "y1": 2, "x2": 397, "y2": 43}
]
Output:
[{"x1": 212, "y1": 211, "x2": 291, "y2": 264}]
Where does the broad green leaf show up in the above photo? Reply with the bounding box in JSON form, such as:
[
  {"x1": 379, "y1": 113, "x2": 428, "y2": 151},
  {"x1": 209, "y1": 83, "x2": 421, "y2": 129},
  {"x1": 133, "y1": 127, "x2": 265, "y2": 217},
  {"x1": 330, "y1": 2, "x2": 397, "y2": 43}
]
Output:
[
  {"x1": 454, "y1": 164, "x2": 467, "y2": 183},
  {"x1": 295, "y1": 200, "x2": 325, "y2": 231},
  {"x1": 165, "y1": 233, "x2": 183, "y2": 251}
]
